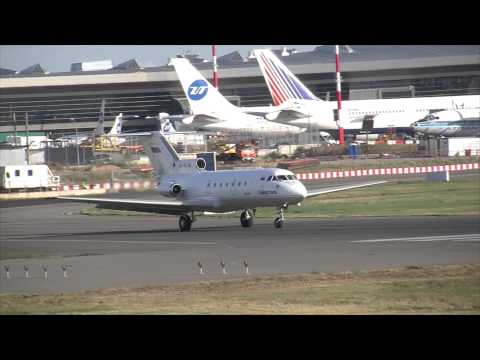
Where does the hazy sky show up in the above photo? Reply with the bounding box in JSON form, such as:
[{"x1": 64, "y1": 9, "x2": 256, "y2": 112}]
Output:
[{"x1": 0, "y1": 45, "x2": 318, "y2": 73}]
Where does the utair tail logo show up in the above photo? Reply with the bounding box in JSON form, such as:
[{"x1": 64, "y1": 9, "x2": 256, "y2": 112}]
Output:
[{"x1": 188, "y1": 79, "x2": 209, "y2": 101}]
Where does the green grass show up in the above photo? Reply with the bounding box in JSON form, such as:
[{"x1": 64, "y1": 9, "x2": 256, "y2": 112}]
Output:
[
  {"x1": 255, "y1": 177, "x2": 480, "y2": 218},
  {"x1": 287, "y1": 157, "x2": 479, "y2": 173},
  {"x1": 1, "y1": 264, "x2": 479, "y2": 314},
  {"x1": 78, "y1": 177, "x2": 480, "y2": 218}
]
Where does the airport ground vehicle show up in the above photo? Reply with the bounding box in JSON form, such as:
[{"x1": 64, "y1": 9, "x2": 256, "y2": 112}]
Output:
[
  {"x1": 0, "y1": 164, "x2": 60, "y2": 192},
  {"x1": 237, "y1": 144, "x2": 257, "y2": 162},
  {"x1": 217, "y1": 143, "x2": 257, "y2": 162}
]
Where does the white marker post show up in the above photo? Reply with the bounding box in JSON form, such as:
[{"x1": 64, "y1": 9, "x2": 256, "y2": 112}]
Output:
[
  {"x1": 198, "y1": 261, "x2": 204, "y2": 275},
  {"x1": 220, "y1": 261, "x2": 227, "y2": 275},
  {"x1": 24, "y1": 266, "x2": 30, "y2": 279},
  {"x1": 243, "y1": 260, "x2": 249, "y2": 275},
  {"x1": 62, "y1": 265, "x2": 69, "y2": 278},
  {"x1": 4, "y1": 266, "x2": 10, "y2": 279},
  {"x1": 43, "y1": 266, "x2": 48, "y2": 279}
]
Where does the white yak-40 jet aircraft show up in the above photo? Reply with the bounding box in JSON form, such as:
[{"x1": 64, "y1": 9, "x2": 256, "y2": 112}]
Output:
[
  {"x1": 58, "y1": 131, "x2": 386, "y2": 231},
  {"x1": 170, "y1": 57, "x2": 305, "y2": 135}
]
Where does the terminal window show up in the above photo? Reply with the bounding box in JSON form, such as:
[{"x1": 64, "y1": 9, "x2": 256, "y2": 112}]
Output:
[
  {"x1": 28, "y1": 170, "x2": 33, "y2": 176},
  {"x1": 15, "y1": 170, "x2": 20, "y2": 177}
]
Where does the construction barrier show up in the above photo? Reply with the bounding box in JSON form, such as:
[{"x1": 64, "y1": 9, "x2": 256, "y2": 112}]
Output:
[
  {"x1": 61, "y1": 180, "x2": 154, "y2": 192},
  {"x1": 50, "y1": 163, "x2": 479, "y2": 193},
  {"x1": 295, "y1": 163, "x2": 479, "y2": 181}
]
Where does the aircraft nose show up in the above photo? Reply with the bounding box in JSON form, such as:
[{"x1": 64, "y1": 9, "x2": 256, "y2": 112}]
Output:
[{"x1": 296, "y1": 183, "x2": 308, "y2": 200}]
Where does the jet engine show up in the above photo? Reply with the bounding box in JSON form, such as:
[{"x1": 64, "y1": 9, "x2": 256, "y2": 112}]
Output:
[
  {"x1": 157, "y1": 182, "x2": 185, "y2": 197},
  {"x1": 169, "y1": 183, "x2": 182, "y2": 196}
]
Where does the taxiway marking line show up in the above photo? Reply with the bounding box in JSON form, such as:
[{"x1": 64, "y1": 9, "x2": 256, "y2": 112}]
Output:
[
  {"x1": 0, "y1": 239, "x2": 216, "y2": 245},
  {"x1": 350, "y1": 234, "x2": 479, "y2": 243}
]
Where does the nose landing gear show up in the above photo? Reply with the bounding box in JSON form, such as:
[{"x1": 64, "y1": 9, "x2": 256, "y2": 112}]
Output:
[{"x1": 274, "y1": 203, "x2": 287, "y2": 229}]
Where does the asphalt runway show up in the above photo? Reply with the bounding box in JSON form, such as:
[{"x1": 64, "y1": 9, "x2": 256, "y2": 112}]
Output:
[{"x1": 1, "y1": 174, "x2": 479, "y2": 294}]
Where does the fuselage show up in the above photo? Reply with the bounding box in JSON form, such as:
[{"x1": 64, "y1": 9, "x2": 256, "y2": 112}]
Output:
[
  {"x1": 191, "y1": 112, "x2": 306, "y2": 135},
  {"x1": 411, "y1": 119, "x2": 480, "y2": 137},
  {"x1": 244, "y1": 95, "x2": 480, "y2": 134},
  {"x1": 156, "y1": 168, "x2": 307, "y2": 212}
]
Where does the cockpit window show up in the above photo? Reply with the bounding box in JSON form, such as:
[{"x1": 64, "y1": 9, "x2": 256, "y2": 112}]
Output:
[
  {"x1": 287, "y1": 175, "x2": 295, "y2": 180},
  {"x1": 266, "y1": 176, "x2": 272, "y2": 181},
  {"x1": 260, "y1": 177, "x2": 265, "y2": 181},
  {"x1": 277, "y1": 175, "x2": 288, "y2": 181},
  {"x1": 271, "y1": 176, "x2": 278, "y2": 181}
]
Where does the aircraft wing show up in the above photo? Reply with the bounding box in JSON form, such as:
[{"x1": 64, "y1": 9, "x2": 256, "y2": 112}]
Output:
[
  {"x1": 306, "y1": 180, "x2": 387, "y2": 198},
  {"x1": 57, "y1": 197, "x2": 194, "y2": 215},
  {"x1": 182, "y1": 114, "x2": 224, "y2": 125},
  {"x1": 264, "y1": 109, "x2": 307, "y2": 122}
]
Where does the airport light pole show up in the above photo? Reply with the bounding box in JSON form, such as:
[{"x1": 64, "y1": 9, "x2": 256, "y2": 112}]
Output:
[
  {"x1": 25, "y1": 112, "x2": 30, "y2": 164},
  {"x1": 71, "y1": 118, "x2": 80, "y2": 166},
  {"x1": 212, "y1": 45, "x2": 219, "y2": 88},
  {"x1": 335, "y1": 45, "x2": 345, "y2": 145}
]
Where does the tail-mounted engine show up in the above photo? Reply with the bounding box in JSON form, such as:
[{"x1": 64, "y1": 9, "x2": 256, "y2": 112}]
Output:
[{"x1": 157, "y1": 182, "x2": 185, "y2": 197}]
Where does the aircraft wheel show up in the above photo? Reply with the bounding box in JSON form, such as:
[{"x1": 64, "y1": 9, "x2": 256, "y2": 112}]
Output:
[
  {"x1": 240, "y1": 210, "x2": 254, "y2": 228},
  {"x1": 274, "y1": 217, "x2": 284, "y2": 229},
  {"x1": 179, "y1": 215, "x2": 192, "y2": 231}
]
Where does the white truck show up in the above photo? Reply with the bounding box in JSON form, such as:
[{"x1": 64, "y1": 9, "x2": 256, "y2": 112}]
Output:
[
  {"x1": 0, "y1": 165, "x2": 60, "y2": 192},
  {"x1": 439, "y1": 137, "x2": 480, "y2": 156}
]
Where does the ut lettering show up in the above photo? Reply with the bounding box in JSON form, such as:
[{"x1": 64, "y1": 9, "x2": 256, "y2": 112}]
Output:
[{"x1": 189, "y1": 86, "x2": 208, "y2": 96}]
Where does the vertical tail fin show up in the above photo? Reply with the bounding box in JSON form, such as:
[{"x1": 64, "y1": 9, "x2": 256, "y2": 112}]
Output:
[
  {"x1": 136, "y1": 132, "x2": 204, "y2": 177},
  {"x1": 170, "y1": 57, "x2": 241, "y2": 116},
  {"x1": 95, "y1": 99, "x2": 106, "y2": 136},
  {"x1": 136, "y1": 132, "x2": 180, "y2": 176},
  {"x1": 108, "y1": 113, "x2": 123, "y2": 135},
  {"x1": 253, "y1": 49, "x2": 320, "y2": 105}
]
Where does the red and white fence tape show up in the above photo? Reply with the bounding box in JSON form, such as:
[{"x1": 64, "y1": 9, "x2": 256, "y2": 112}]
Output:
[
  {"x1": 62, "y1": 180, "x2": 154, "y2": 192},
  {"x1": 59, "y1": 163, "x2": 479, "y2": 191},
  {"x1": 295, "y1": 163, "x2": 479, "y2": 181}
]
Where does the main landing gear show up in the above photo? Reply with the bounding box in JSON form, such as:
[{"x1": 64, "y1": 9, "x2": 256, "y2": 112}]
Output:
[
  {"x1": 274, "y1": 204, "x2": 287, "y2": 229},
  {"x1": 178, "y1": 212, "x2": 196, "y2": 231},
  {"x1": 240, "y1": 209, "x2": 254, "y2": 228}
]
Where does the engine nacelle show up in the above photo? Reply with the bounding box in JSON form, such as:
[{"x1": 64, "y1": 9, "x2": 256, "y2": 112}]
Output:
[
  {"x1": 182, "y1": 115, "x2": 195, "y2": 125},
  {"x1": 169, "y1": 183, "x2": 182, "y2": 196},
  {"x1": 157, "y1": 182, "x2": 184, "y2": 197}
]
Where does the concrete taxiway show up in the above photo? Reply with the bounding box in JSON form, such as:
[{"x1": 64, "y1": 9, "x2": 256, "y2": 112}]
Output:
[{"x1": 1, "y1": 175, "x2": 479, "y2": 294}]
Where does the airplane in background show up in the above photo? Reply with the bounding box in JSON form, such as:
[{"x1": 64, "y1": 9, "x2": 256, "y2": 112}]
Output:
[
  {"x1": 411, "y1": 109, "x2": 480, "y2": 137},
  {"x1": 58, "y1": 131, "x2": 386, "y2": 231},
  {"x1": 250, "y1": 49, "x2": 480, "y2": 135},
  {"x1": 56, "y1": 101, "x2": 125, "y2": 145},
  {"x1": 170, "y1": 57, "x2": 305, "y2": 135}
]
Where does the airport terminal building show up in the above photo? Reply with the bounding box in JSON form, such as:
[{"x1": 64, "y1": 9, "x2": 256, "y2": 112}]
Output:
[{"x1": 1, "y1": 45, "x2": 479, "y2": 134}]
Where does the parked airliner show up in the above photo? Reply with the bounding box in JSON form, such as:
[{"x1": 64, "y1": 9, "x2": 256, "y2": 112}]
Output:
[
  {"x1": 170, "y1": 57, "x2": 305, "y2": 135},
  {"x1": 411, "y1": 109, "x2": 480, "y2": 137},
  {"x1": 59, "y1": 131, "x2": 386, "y2": 231},
  {"x1": 57, "y1": 112, "x2": 125, "y2": 145},
  {"x1": 249, "y1": 49, "x2": 480, "y2": 135}
]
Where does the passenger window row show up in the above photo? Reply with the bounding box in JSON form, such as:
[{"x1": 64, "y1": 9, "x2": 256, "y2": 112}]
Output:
[{"x1": 207, "y1": 181, "x2": 248, "y2": 188}]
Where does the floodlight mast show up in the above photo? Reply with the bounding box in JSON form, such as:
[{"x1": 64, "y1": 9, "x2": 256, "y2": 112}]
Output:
[
  {"x1": 335, "y1": 45, "x2": 345, "y2": 145},
  {"x1": 212, "y1": 45, "x2": 219, "y2": 89}
]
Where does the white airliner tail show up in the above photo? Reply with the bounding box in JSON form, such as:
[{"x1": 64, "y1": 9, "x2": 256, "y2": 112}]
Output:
[
  {"x1": 95, "y1": 99, "x2": 106, "y2": 136},
  {"x1": 253, "y1": 49, "x2": 320, "y2": 105},
  {"x1": 170, "y1": 57, "x2": 241, "y2": 116},
  {"x1": 108, "y1": 113, "x2": 124, "y2": 135}
]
